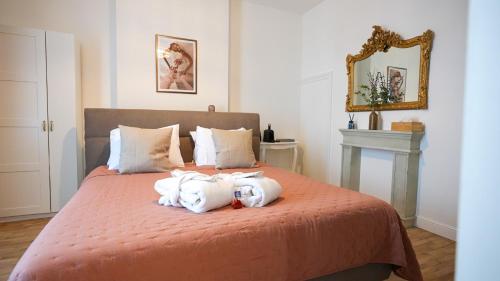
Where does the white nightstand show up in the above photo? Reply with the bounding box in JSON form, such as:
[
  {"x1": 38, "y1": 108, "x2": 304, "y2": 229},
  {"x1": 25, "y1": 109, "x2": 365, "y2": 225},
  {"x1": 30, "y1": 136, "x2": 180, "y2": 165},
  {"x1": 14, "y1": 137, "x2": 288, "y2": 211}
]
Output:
[{"x1": 260, "y1": 142, "x2": 299, "y2": 172}]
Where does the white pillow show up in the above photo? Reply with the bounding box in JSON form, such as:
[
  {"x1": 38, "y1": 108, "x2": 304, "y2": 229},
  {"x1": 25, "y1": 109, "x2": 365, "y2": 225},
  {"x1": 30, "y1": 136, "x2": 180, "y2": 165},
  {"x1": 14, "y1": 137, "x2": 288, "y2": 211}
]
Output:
[
  {"x1": 166, "y1": 124, "x2": 184, "y2": 167},
  {"x1": 107, "y1": 124, "x2": 184, "y2": 170},
  {"x1": 189, "y1": 131, "x2": 197, "y2": 141},
  {"x1": 189, "y1": 131, "x2": 197, "y2": 160},
  {"x1": 192, "y1": 126, "x2": 245, "y2": 166},
  {"x1": 107, "y1": 128, "x2": 121, "y2": 170}
]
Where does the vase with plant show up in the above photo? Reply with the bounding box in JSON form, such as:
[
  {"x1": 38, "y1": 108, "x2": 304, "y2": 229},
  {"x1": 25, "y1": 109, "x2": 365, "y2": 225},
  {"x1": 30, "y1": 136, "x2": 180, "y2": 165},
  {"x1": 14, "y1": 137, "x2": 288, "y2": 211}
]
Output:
[{"x1": 355, "y1": 71, "x2": 390, "y2": 130}]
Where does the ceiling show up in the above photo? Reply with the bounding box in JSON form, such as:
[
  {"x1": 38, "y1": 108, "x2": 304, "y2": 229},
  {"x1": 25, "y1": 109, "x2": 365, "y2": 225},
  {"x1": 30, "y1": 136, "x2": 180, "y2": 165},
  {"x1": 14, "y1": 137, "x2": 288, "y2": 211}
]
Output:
[{"x1": 244, "y1": 0, "x2": 325, "y2": 14}]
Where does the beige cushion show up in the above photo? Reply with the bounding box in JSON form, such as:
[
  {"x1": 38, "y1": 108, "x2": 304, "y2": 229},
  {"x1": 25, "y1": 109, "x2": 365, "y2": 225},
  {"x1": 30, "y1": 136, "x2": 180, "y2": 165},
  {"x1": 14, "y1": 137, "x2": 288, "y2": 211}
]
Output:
[
  {"x1": 118, "y1": 125, "x2": 174, "y2": 174},
  {"x1": 211, "y1": 128, "x2": 256, "y2": 169}
]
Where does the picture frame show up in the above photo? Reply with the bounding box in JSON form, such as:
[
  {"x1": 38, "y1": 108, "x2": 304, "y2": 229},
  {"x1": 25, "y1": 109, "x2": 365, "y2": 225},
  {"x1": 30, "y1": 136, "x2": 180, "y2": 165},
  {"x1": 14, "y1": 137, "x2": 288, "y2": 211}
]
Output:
[
  {"x1": 387, "y1": 66, "x2": 407, "y2": 103},
  {"x1": 155, "y1": 34, "x2": 197, "y2": 94}
]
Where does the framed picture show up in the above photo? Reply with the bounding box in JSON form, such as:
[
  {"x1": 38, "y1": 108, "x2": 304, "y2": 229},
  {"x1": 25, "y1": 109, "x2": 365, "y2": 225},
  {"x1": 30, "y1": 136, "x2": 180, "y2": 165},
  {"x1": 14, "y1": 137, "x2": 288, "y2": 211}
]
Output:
[
  {"x1": 155, "y1": 34, "x2": 197, "y2": 94},
  {"x1": 387, "y1": 66, "x2": 407, "y2": 103}
]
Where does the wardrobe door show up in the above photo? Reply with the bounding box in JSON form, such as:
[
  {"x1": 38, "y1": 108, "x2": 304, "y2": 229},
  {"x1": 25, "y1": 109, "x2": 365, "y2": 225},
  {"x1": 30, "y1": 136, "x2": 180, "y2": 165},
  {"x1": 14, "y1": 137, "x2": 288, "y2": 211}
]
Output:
[
  {"x1": 0, "y1": 26, "x2": 50, "y2": 217},
  {"x1": 46, "y1": 31, "x2": 79, "y2": 212}
]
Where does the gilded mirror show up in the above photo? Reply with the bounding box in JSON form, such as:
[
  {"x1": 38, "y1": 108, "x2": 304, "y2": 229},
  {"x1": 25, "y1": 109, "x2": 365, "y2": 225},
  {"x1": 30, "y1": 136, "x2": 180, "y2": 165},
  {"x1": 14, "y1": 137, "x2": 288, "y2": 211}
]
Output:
[{"x1": 346, "y1": 26, "x2": 434, "y2": 111}]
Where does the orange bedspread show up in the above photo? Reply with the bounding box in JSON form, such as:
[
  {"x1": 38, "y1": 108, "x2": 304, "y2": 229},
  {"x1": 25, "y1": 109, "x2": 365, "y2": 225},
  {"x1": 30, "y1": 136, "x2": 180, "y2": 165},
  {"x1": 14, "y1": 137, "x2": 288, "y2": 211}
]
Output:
[{"x1": 9, "y1": 164, "x2": 422, "y2": 281}]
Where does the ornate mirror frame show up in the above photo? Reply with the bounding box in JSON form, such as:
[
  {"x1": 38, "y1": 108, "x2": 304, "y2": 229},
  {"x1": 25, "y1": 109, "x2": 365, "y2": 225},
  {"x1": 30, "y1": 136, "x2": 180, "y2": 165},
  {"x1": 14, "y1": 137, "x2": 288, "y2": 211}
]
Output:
[{"x1": 346, "y1": 26, "x2": 434, "y2": 112}]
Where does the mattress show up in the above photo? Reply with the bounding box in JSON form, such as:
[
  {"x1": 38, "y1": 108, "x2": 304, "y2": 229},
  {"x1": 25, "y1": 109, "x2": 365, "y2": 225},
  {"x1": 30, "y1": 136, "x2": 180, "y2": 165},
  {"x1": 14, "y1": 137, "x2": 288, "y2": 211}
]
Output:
[{"x1": 9, "y1": 164, "x2": 422, "y2": 281}]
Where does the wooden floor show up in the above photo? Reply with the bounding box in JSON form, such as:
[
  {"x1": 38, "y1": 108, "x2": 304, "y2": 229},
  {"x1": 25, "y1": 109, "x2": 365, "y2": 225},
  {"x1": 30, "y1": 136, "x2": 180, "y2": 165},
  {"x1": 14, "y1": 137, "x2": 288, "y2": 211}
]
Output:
[
  {"x1": 388, "y1": 227, "x2": 456, "y2": 281},
  {"x1": 0, "y1": 218, "x2": 50, "y2": 281},
  {"x1": 0, "y1": 219, "x2": 455, "y2": 281}
]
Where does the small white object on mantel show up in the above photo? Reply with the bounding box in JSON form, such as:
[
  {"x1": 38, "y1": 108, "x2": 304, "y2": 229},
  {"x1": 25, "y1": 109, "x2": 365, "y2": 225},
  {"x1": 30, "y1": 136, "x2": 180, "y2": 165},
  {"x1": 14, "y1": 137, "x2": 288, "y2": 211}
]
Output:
[{"x1": 260, "y1": 142, "x2": 299, "y2": 173}]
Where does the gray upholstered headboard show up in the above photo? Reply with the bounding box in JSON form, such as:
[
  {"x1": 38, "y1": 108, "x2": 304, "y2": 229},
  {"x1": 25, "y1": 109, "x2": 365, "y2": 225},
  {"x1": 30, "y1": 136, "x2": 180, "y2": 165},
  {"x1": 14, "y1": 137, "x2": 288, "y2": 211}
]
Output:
[{"x1": 84, "y1": 108, "x2": 261, "y2": 175}]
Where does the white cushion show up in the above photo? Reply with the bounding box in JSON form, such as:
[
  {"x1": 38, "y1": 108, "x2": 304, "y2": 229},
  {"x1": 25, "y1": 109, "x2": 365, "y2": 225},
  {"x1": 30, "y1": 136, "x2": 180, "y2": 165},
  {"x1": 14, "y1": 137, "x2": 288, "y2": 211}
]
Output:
[
  {"x1": 167, "y1": 124, "x2": 184, "y2": 167},
  {"x1": 192, "y1": 126, "x2": 245, "y2": 166},
  {"x1": 107, "y1": 128, "x2": 121, "y2": 170},
  {"x1": 107, "y1": 124, "x2": 184, "y2": 170},
  {"x1": 189, "y1": 131, "x2": 197, "y2": 160},
  {"x1": 189, "y1": 131, "x2": 197, "y2": 141}
]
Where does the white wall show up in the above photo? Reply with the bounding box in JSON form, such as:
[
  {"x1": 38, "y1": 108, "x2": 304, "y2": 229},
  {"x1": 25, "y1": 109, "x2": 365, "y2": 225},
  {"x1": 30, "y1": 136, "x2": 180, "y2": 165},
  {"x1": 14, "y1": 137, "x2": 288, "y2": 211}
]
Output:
[
  {"x1": 230, "y1": 0, "x2": 301, "y2": 138},
  {"x1": 302, "y1": 0, "x2": 468, "y2": 239},
  {"x1": 0, "y1": 0, "x2": 114, "y2": 108},
  {"x1": 230, "y1": 0, "x2": 302, "y2": 167},
  {"x1": 0, "y1": 0, "x2": 230, "y2": 111},
  {"x1": 116, "y1": 0, "x2": 230, "y2": 111},
  {"x1": 456, "y1": 0, "x2": 500, "y2": 279}
]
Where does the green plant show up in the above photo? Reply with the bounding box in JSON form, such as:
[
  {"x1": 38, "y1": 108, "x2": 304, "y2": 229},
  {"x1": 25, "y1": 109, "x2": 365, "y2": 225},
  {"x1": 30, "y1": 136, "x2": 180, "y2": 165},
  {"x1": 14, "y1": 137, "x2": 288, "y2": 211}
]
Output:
[{"x1": 355, "y1": 71, "x2": 393, "y2": 108}]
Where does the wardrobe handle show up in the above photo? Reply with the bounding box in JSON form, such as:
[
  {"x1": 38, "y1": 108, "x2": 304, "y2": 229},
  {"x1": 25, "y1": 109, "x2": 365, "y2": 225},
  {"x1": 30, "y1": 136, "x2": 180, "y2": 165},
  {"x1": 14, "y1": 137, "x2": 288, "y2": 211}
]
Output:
[
  {"x1": 49, "y1": 121, "x2": 54, "y2": 132},
  {"x1": 42, "y1": 120, "x2": 47, "y2": 132}
]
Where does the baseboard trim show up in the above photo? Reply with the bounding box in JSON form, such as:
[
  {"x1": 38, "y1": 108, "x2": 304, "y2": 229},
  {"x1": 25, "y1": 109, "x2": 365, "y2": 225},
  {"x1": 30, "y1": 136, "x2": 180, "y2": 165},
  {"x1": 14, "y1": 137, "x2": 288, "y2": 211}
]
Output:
[
  {"x1": 416, "y1": 216, "x2": 457, "y2": 241},
  {"x1": 0, "y1": 212, "x2": 56, "y2": 223}
]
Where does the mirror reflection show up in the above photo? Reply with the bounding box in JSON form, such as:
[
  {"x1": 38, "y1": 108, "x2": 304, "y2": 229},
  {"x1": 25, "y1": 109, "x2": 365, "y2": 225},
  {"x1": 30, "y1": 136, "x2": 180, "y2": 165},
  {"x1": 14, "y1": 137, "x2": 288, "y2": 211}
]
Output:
[{"x1": 353, "y1": 46, "x2": 420, "y2": 106}]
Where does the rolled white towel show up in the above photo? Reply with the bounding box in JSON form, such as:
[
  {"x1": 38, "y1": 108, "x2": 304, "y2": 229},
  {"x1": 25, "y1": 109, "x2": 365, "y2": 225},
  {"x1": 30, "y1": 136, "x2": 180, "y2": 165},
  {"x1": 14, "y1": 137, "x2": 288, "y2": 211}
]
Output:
[
  {"x1": 154, "y1": 170, "x2": 282, "y2": 212},
  {"x1": 154, "y1": 170, "x2": 234, "y2": 213},
  {"x1": 233, "y1": 176, "x2": 282, "y2": 207},
  {"x1": 177, "y1": 179, "x2": 234, "y2": 213}
]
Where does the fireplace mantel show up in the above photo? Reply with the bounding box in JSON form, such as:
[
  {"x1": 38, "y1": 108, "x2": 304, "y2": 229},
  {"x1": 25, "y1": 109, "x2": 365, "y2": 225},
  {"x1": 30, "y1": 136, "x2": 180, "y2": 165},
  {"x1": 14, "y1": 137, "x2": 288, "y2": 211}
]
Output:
[{"x1": 339, "y1": 129, "x2": 424, "y2": 227}]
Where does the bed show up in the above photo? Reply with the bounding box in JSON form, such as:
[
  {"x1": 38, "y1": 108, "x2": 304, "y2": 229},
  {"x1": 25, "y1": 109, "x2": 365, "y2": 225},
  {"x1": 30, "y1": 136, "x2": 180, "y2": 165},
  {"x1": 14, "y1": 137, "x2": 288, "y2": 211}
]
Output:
[{"x1": 9, "y1": 108, "x2": 422, "y2": 281}]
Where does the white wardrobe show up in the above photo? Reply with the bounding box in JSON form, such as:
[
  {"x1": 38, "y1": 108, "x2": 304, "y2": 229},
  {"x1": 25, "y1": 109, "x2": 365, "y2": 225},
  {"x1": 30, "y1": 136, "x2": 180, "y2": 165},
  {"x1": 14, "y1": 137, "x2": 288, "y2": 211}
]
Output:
[{"x1": 0, "y1": 25, "x2": 80, "y2": 219}]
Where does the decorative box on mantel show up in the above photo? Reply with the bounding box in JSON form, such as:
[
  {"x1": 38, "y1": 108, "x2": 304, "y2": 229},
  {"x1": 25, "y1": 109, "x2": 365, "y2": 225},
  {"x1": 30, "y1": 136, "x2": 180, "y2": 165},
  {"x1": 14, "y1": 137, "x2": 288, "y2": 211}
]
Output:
[{"x1": 339, "y1": 129, "x2": 425, "y2": 228}]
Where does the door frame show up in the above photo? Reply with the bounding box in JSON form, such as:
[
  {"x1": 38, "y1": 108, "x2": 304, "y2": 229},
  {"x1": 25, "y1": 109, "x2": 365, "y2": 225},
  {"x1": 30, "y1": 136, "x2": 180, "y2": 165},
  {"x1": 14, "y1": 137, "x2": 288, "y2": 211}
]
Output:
[{"x1": 300, "y1": 70, "x2": 334, "y2": 183}]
